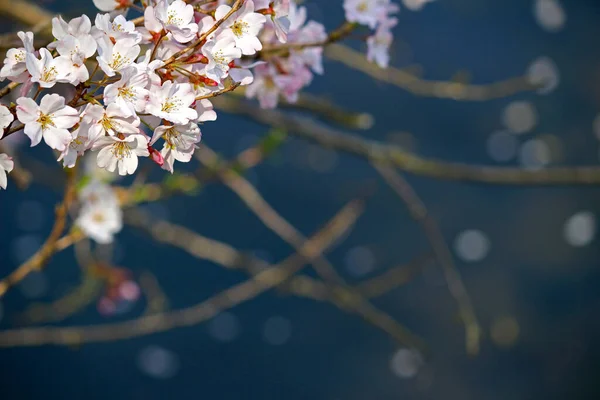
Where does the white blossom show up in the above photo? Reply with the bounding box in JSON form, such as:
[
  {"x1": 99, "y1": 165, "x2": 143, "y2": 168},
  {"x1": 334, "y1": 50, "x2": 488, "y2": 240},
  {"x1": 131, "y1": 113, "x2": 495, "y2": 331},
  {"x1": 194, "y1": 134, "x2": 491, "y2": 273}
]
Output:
[
  {"x1": 94, "y1": 13, "x2": 141, "y2": 43},
  {"x1": 25, "y1": 48, "x2": 71, "y2": 88},
  {"x1": 0, "y1": 31, "x2": 34, "y2": 83},
  {"x1": 0, "y1": 153, "x2": 14, "y2": 190},
  {"x1": 76, "y1": 180, "x2": 122, "y2": 244},
  {"x1": 96, "y1": 37, "x2": 140, "y2": 76},
  {"x1": 92, "y1": 133, "x2": 149, "y2": 175},
  {"x1": 202, "y1": 33, "x2": 242, "y2": 82},
  {"x1": 150, "y1": 122, "x2": 201, "y2": 172},
  {"x1": 16, "y1": 94, "x2": 79, "y2": 151},
  {"x1": 82, "y1": 103, "x2": 140, "y2": 142},
  {"x1": 58, "y1": 126, "x2": 90, "y2": 168},
  {"x1": 146, "y1": 81, "x2": 198, "y2": 124},
  {"x1": 0, "y1": 105, "x2": 14, "y2": 139},
  {"x1": 154, "y1": 0, "x2": 199, "y2": 43},
  {"x1": 103, "y1": 66, "x2": 150, "y2": 115},
  {"x1": 216, "y1": 0, "x2": 267, "y2": 55}
]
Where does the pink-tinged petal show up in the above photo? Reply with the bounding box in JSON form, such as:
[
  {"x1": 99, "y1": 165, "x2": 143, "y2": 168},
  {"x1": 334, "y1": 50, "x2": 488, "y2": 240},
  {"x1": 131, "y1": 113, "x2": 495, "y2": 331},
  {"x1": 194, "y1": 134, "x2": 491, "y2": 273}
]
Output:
[
  {"x1": 51, "y1": 16, "x2": 69, "y2": 40},
  {"x1": 214, "y1": 5, "x2": 232, "y2": 21},
  {"x1": 69, "y1": 15, "x2": 91, "y2": 36},
  {"x1": 24, "y1": 53, "x2": 42, "y2": 80},
  {"x1": 52, "y1": 106, "x2": 80, "y2": 129},
  {"x1": 16, "y1": 97, "x2": 38, "y2": 124},
  {"x1": 43, "y1": 127, "x2": 71, "y2": 151},
  {"x1": 24, "y1": 123, "x2": 43, "y2": 146},
  {"x1": 120, "y1": 153, "x2": 138, "y2": 175},
  {"x1": 150, "y1": 125, "x2": 168, "y2": 145},
  {"x1": 97, "y1": 145, "x2": 118, "y2": 172},
  {"x1": 0, "y1": 169, "x2": 6, "y2": 189},
  {"x1": 39, "y1": 93, "x2": 66, "y2": 114}
]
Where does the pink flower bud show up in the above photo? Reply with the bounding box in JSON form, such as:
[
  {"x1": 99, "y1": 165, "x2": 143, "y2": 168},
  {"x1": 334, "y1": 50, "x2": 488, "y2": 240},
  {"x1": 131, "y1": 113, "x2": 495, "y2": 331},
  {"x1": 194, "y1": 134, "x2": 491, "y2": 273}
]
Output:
[{"x1": 148, "y1": 145, "x2": 164, "y2": 166}]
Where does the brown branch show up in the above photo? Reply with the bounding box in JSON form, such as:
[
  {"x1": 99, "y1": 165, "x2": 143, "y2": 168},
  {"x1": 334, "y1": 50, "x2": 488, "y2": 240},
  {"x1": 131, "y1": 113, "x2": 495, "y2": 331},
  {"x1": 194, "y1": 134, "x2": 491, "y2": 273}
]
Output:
[
  {"x1": 373, "y1": 162, "x2": 481, "y2": 355},
  {"x1": 325, "y1": 44, "x2": 538, "y2": 101},
  {"x1": 0, "y1": 167, "x2": 78, "y2": 298},
  {"x1": 213, "y1": 96, "x2": 600, "y2": 185},
  {"x1": 162, "y1": 0, "x2": 244, "y2": 67},
  {"x1": 196, "y1": 145, "x2": 426, "y2": 349},
  {"x1": 0, "y1": 199, "x2": 363, "y2": 347},
  {"x1": 195, "y1": 80, "x2": 241, "y2": 100},
  {"x1": 125, "y1": 207, "x2": 427, "y2": 350},
  {"x1": 0, "y1": 81, "x2": 19, "y2": 100},
  {"x1": 258, "y1": 21, "x2": 357, "y2": 57}
]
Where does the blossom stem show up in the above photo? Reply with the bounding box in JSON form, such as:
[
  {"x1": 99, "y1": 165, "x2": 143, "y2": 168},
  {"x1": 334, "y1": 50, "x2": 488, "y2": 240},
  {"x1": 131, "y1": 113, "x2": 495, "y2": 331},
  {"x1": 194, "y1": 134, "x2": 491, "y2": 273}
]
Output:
[{"x1": 162, "y1": 0, "x2": 244, "y2": 67}]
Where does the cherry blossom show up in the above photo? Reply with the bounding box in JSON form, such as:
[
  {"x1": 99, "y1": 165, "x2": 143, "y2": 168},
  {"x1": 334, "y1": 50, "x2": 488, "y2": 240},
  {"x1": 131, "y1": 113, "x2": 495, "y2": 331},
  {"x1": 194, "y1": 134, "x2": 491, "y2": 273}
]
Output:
[
  {"x1": 82, "y1": 103, "x2": 140, "y2": 142},
  {"x1": 0, "y1": 31, "x2": 34, "y2": 83},
  {"x1": 0, "y1": 105, "x2": 14, "y2": 139},
  {"x1": 103, "y1": 67, "x2": 150, "y2": 115},
  {"x1": 92, "y1": 134, "x2": 149, "y2": 175},
  {"x1": 216, "y1": 0, "x2": 267, "y2": 55},
  {"x1": 76, "y1": 180, "x2": 123, "y2": 243},
  {"x1": 0, "y1": 153, "x2": 13, "y2": 190},
  {"x1": 154, "y1": 0, "x2": 199, "y2": 43},
  {"x1": 146, "y1": 81, "x2": 198, "y2": 124},
  {"x1": 150, "y1": 122, "x2": 201, "y2": 172},
  {"x1": 16, "y1": 94, "x2": 79, "y2": 151},
  {"x1": 26, "y1": 48, "x2": 71, "y2": 88},
  {"x1": 93, "y1": 0, "x2": 129, "y2": 13},
  {"x1": 94, "y1": 14, "x2": 141, "y2": 44},
  {"x1": 96, "y1": 37, "x2": 140, "y2": 76},
  {"x1": 58, "y1": 127, "x2": 90, "y2": 168},
  {"x1": 202, "y1": 34, "x2": 242, "y2": 82}
]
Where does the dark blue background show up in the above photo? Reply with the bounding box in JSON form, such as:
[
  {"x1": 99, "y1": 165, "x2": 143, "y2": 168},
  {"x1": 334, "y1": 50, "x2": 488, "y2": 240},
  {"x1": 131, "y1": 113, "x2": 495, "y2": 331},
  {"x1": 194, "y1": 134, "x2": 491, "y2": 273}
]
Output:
[{"x1": 1, "y1": 0, "x2": 600, "y2": 399}]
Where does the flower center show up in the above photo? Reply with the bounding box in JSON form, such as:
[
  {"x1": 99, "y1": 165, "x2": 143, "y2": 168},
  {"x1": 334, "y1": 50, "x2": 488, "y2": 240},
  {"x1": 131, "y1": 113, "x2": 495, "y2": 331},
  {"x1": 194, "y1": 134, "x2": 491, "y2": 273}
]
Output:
[
  {"x1": 161, "y1": 98, "x2": 182, "y2": 113},
  {"x1": 41, "y1": 66, "x2": 58, "y2": 82},
  {"x1": 166, "y1": 11, "x2": 184, "y2": 26},
  {"x1": 36, "y1": 113, "x2": 55, "y2": 130},
  {"x1": 14, "y1": 50, "x2": 25, "y2": 63},
  {"x1": 163, "y1": 127, "x2": 184, "y2": 149},
  {"x1": 357, "y1": 2, "x2": 369, "y2": 12},
  {"x1": 70, "y1": 137, "x2": 84, "y2": 149},
  {"x1": 110, "y1": 141, "x2": 132, "y2": 160},
  {"x1": 231, "y1": 20, "x2": 249, "y2": 37},
  {"x1": 117, "y1": 86, "x2": 135, "y2": 101},
  {"x1": 213, "y1": 49, "x2": 227, "y2": 65},
  {"x1": 109, "y1": 52, "x2": 130, "y2": 70},
  {"x1": 92, "y1": 211, "x2": 105, "y2": 223},
  {"x1": 112, "y1": 22, "x2": 123, "y2": 32},
  {"x1": 100, "y1": 115, "x2": 115, "y2": 133}
]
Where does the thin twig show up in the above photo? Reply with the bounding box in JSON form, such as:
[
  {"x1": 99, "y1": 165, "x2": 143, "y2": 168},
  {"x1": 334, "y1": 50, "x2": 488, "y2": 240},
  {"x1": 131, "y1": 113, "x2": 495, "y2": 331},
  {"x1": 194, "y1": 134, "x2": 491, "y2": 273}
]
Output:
[
  {"x1": 0, "y1": 167, "x2": 78, "y2": 298},
  {"x1": 0, "y1": 200, "x2": 363, "y2": 347},
  {"x1": 196, "y1": 145, "x2": 425, "y2": 349},
  {"x1": 125, "y1": 207, "x2": 427, "y2": 350},
  {"x1": 162, "y1": 0, "x2": 244, "y2": 67},
  {"x1": 213, "y1": 96, "x2": 600, "y2": 185},
  {"x1": 325, "y1": 43, "x2": 538, "y2": 101},
  {"x1": 373, "y1": 162, "x2": 481, "y2": 355}
]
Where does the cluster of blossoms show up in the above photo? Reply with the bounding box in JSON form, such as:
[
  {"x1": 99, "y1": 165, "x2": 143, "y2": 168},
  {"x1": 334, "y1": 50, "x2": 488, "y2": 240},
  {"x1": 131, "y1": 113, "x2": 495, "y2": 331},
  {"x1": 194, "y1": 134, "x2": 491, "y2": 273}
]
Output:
[
  {"x1": 0, "y1": 0, "x2": 424, "y2": 243},
  {"x1": 344, "y1": 0, "x2": 399, "y2": 68}
]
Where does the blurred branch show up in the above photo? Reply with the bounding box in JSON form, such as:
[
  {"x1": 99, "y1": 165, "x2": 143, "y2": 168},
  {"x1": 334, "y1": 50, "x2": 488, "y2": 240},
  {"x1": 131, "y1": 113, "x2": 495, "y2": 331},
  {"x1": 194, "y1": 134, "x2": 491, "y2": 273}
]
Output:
[
  {"x1": 0, "y1": 0, "x2": 53, "y2": 33},
  {"x1": 230, "y1": 88, "x2": 374, "y2": 130},
  {"x1": 196, "y1": 145, "x2": 426, "y2": 350},
  {"x1": 373, "y1": 162, "x2": 481, "y2": 355},
  {"x1": 17, "y1": 275, "x2": 102, "y2": 325},
  {"x1": 0, "y1": 143, "x2": 31, "y2": 189},
  {"x1": 214, "y1": 96, "x2": 600, "y2": 185},
  {"x1": 139, "y1": 271, "x2": 169, "y2": 315},
  {"x1": 325, "y1": 44, "x2": 538, "y2": 100},
  {"x1": 125, "y1": 208, "x2": 428, "y2": 350},
  {"x1": 0, "y1": 167, "x2": 78, "y2": 298},
  {"x1": 0, "y1": 200, "x2": 363, "y2": 347}
]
